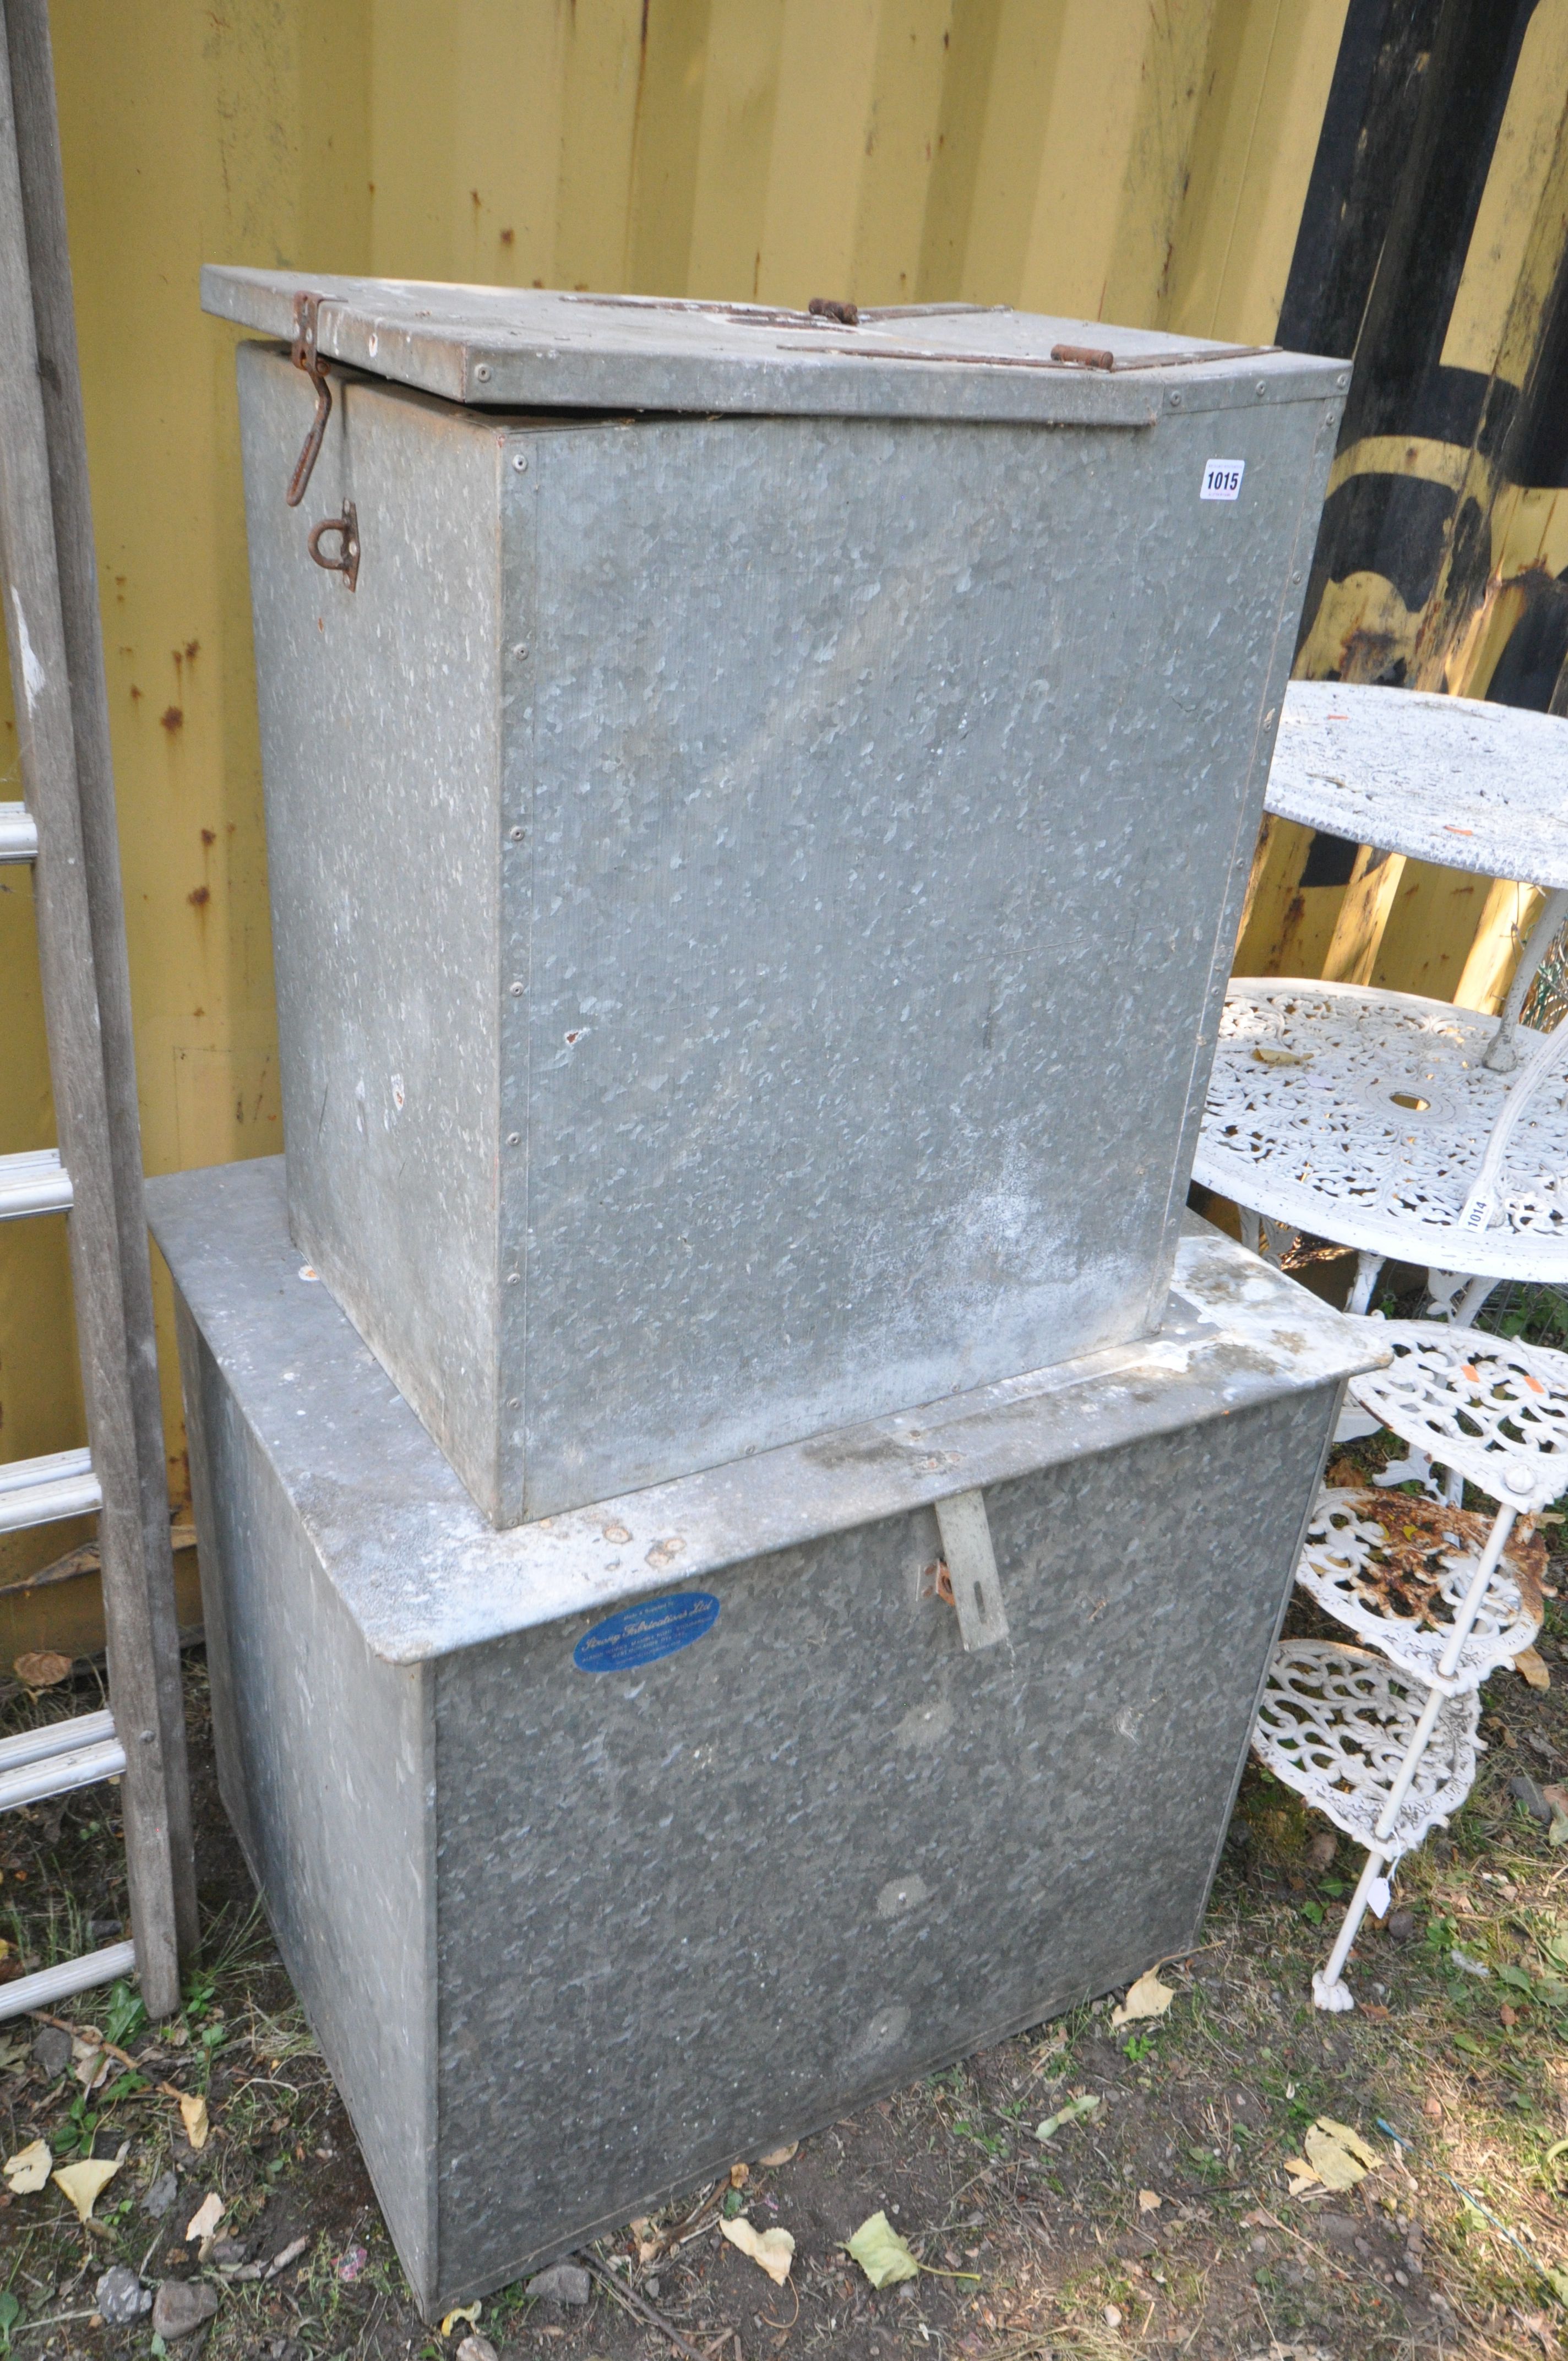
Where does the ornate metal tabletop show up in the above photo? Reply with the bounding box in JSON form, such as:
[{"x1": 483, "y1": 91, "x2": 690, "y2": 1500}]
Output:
[
  {"x1": 1195, "y1": 979, "x2": 1568, "y2": 1281},
  {"x1": 1268, "y1": 681, "x2": 1568, "y2": 889}
]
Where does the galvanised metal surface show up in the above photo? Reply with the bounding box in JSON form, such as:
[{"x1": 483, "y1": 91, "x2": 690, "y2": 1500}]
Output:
[
  {"x1": 149, "y1": 1157, "x2": 1380, "y2": 2315},
  {"x1": 204, "y1": 270, "x2": 1350, "y2": 424},
  {"x1": 228, "y1": 308, "x2": 1344, "y2": 1526}
]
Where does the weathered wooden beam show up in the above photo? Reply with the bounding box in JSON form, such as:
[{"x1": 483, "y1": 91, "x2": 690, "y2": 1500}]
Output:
[{"x1": 1322, "y1": 845, "x2": 1408, "y2": 986}]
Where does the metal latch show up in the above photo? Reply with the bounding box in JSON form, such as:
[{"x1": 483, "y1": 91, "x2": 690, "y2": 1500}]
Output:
[
  {"x1": 933, "y1": 1489, "x2": 1009, "y2": 1652},
  {"x1": 286, "y1": 291, "x2": 333, "y2": 508},
  {"x1": 307, "y1": 502, "x2": 359, "y2": 592}
]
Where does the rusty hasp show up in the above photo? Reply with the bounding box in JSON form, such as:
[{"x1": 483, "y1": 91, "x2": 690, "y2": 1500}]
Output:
[
  {"x1": 1051, "y1": 341, "x2": 1116, "y2": 370},
  {"x1": 286, "y1": 290, "x2": 332, "y2": 507}
]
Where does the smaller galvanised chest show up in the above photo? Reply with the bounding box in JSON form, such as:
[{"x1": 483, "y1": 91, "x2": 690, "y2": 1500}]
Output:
[{"x1": 206, "y1": 268, "x2": 1346, "y2": 1522}]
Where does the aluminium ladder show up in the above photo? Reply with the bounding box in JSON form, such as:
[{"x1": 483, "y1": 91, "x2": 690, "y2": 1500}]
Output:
[{"x1": 0, "y1": 0, "x2": 194, "y2": 2021}]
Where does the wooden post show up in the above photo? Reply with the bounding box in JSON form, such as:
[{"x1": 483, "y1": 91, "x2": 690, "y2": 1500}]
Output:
[
  {"x1": 1320, "y1": 845, "x2": 1407, "y2": 987},
  {"x1": 0, "y1": 4, "x2": 187, "y2": 2016}
]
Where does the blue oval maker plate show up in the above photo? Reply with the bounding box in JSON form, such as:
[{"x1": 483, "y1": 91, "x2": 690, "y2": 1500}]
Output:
[{"x1": 573, "y1": 1592, "x2": 720, "y2": 1673}]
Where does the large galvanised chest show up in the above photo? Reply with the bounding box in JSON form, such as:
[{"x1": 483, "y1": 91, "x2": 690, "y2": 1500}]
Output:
[
  {"x1": 149, "y1": 1157, "x2": 1376, "y2": 2316},
  {"x1": 205, "y1": 269, "x2": 1347, "y2": 1522}
]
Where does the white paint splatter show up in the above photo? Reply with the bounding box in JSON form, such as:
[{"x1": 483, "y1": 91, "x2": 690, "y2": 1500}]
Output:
[{"x1": 10, "y1": 590, "x2": 43, "y2": 716}]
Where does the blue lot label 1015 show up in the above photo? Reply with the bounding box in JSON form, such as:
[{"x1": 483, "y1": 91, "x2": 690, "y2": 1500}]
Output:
[{"x1": 573, "y1": 1592, "x2": 720, "y2": 1673}]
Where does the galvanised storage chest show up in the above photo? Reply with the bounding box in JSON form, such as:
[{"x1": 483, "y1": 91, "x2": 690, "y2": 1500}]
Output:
[
  {"x1": 205, "y1": 269, "x2": 1348, "y2": 1522},
  {"x1": 149, "y1": 1156, "x2": 1378, "y2": 2315}
]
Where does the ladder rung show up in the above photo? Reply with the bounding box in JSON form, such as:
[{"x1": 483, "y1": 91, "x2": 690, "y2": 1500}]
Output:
[
  {"x1": 0, "y1": 803, "x2": 37, "y2": 862},
  {"x1": 0, "y1": 1940, "x2": 137, "y2": 2025},
  {"x1": 0, "y1": 1447, "x2": 100, "y2": 1534},
  {"x1": 0, "y1": 1733, "x2": 125, "y2": 1811},
  {"x1": 0, "y1": 1147, "x2": 70, "y2": 1219},
  {"x1": 0, "y1": 1708, "x2": 116, "y2": 1774}
]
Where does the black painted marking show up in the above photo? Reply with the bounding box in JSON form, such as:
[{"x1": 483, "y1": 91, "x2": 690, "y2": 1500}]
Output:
[{"x1": 1300, "y1": 831, "x2": 1363, "y2": 890}]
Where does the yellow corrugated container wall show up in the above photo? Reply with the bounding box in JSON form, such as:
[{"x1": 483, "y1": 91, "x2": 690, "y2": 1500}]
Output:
[{"x1": 6, "y1": 0, "x2": 1561, "y2": 1647}]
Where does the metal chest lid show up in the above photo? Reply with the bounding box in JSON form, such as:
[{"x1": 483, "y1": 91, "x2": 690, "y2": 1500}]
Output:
[
  {"x1": 202, "y1": 266, "x2": 1348, "y2": 425},
  {"x1": 146, "y1": 1156, "x2": 1384, "y2": 1664}
]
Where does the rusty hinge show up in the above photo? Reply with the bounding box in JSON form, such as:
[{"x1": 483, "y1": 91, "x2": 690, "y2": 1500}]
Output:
[{"x1": 286, "y1": 292, "x2": 333, "y2": 508}]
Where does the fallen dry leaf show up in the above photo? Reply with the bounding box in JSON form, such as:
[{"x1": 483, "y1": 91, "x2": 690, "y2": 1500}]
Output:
[
  {"x1": 629, "y1": 2215, "x2": 662, "y2": 2264},
  {"x1": 1516, "y1": 1647, "x2": 1551, "y2": 1691},
  {"x1": 4, "y1": 2137, "x2": 52, "y2": 2194},
  {"x1": 1111, "y1": 1970, "x2": 1175, "y2": 2027},
  {"x1": 14, "y1": 1650, "x2": 72, "y2": 1689},
  {"x1": 72, "y1": 2036, "x2": 110, "y2": 2095},
  {"x1": 720, "y1": 2215, "x2": 794, "y2": 2285},
  {"x1": 847, "y1": 2211, "x2": 919, "y2": 2288},
  {"x1": 757, "y1": 2141, "x2": 798, "y2": 2167},
  {"x1": 184, "y1": 2190, "x2": 224, "y2": 2244},
  {"x1": 179, "y1": 2093, "x2": 210, "y2": 2152},
  {"x1": 1298, "y1": 2117, "x2": 1379, "y2": 2194},
  {"x1": 439, "y1": 2304, "x2": 481, "y2": 2337},
  {"x1": 1137, "y1": 2190, "x2": 1162, "y2": 2214},
  {"x1": 1253, "y1": 1042, "x2": 1313, "y2": 1066},
  {"x1": 728, "y1": 2162, "x2": 749, "y2": 2188},
  {"x1": 53, "y1": 2152, "x2": 124, "y2": 2222}
]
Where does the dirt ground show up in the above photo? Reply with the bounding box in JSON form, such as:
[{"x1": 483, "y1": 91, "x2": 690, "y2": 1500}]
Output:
[{"x1": 3, "y1": 1525, "x2": 1568, "y2": 2361}]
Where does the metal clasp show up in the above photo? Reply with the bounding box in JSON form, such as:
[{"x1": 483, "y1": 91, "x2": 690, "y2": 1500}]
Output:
[
  {"x1": 933, "y1": 1490, "x2": 1009, "y2": 1652},
  {"x1": 287, "y1": 291, "x2": 333, "y2": 508},
  {"x1": 307, "y1": 502, "x2": 359, "y2": 591}
]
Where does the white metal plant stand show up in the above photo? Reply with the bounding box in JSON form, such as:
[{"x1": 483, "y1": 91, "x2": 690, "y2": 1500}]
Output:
[
  {"x1": 1255, "y1": 1319, "x2": 1565, "y2": 2011},
  {"x1": 1196, "y1": 980, "x2": 1568, "y2": 1318},
  {"x1": 1269, "y1": 682, "x2": 1568, "y2": 886},
  {"x1": 1267, "y1": 681, "x2": 1568, "y2": 1078},
  {"x1": 1296, "y1": 1487, "x2": 1545, "y2": 1690},
  {"x1": 1197, "y1": 679, "x2": 1568, "y2": 1342},
  {"x1": 1254, "y1": 1637, "x2": 1482, "y2": 1868}
]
